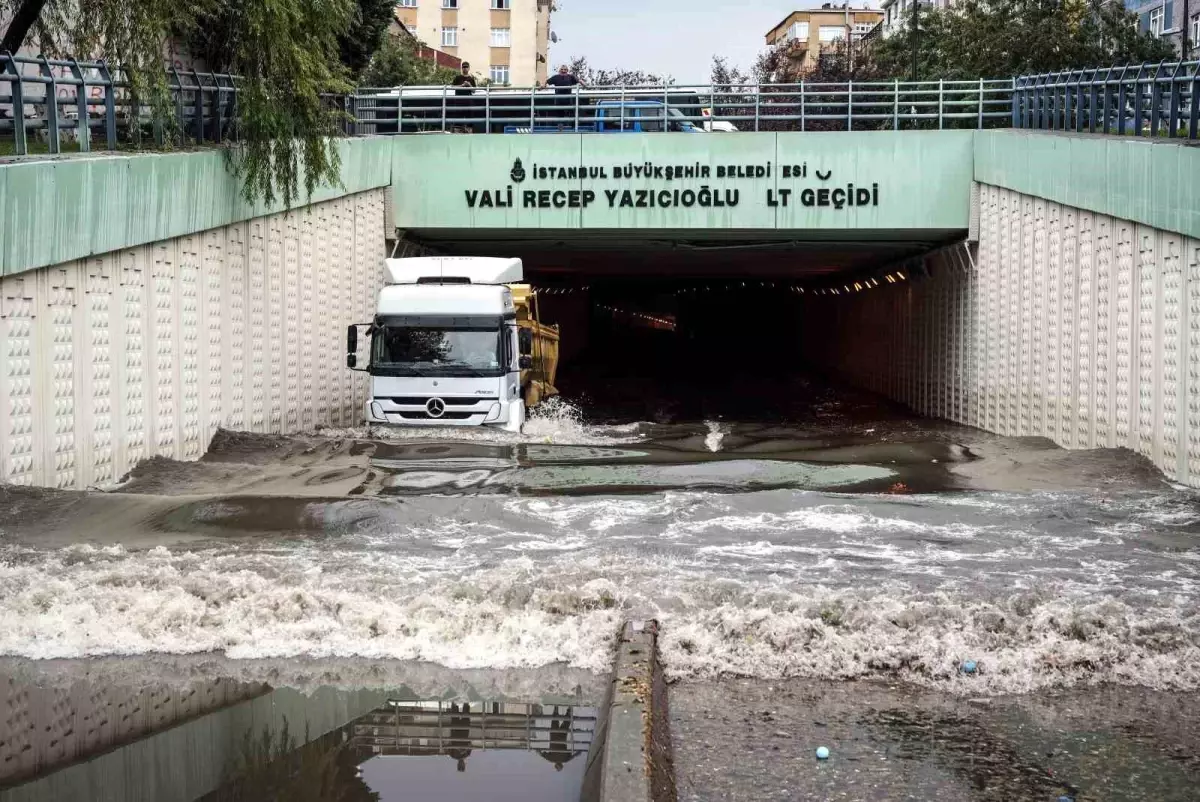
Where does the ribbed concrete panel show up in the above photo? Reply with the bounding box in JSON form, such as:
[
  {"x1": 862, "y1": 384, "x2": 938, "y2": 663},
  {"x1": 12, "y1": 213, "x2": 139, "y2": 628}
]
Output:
[
  {"x1": 0, "y1": 189, "x2": 385, "y2": 490},
  {"x1": 0, "y1": 673, "x2": 267, "y2": 786},
  {"x1": 802, "y1": 183, "x2": 1200, "y2": 488}
]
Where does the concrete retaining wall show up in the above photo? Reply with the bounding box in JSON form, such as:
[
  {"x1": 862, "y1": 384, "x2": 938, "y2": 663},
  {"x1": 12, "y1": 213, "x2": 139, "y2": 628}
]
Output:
[
  {"x1": 0, "y1": 189, "x2": 385, "y2": 490},
  {"x1": 803, "y1": 184, "x2": 1200, "y2": 488}
]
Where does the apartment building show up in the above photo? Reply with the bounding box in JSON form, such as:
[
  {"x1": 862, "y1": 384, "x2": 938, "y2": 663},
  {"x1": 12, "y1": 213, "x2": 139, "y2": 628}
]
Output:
[
  {"x1": 393, "y1": 0, "x2": 553, "y2": 87},
  {"x1": 1127, "y1": 0, "x2": 1199, "y2": 58},
  {"x1": 879, "y1": 0, "x2": 956, "y2": 37},
  {"x1": 765, "y1": 4, "x2": 885, "y2": 72}
]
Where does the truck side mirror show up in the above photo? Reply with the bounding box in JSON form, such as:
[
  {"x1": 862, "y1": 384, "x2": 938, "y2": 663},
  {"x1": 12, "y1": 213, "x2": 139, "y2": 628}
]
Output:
[
  {"x1": 518, "y1": 329, "x2": 533, "y2": 355},
  {"x1": 346, "y1": 324, "x2": 358, "y2": 354},
  {"x1": 347, "y1": 353, "x2": 357, "y2": 369},
  {"x1": 519, "y1": 355, "x2": 533, "y2": 370}
]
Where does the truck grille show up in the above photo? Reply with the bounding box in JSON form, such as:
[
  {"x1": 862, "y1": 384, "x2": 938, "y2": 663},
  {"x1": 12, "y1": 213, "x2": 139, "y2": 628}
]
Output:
[
  {"x1": 390, "y1": 397, "x2": 496, "y2": 406},
  {"x1": 397, "y1": 411, "x2": 475, "y2": 421}
]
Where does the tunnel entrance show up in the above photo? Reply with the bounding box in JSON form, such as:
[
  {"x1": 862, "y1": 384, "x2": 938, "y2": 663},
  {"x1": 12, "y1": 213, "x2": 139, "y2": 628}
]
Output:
[{"x1": 403, "y1": 229, "x2": 961, "y2": 424}]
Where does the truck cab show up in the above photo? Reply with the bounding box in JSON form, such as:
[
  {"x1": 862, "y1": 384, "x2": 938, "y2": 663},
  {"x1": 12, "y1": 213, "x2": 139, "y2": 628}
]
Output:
[{"x1": 347, "y1": 257, "x2": 531, "y2": 431}]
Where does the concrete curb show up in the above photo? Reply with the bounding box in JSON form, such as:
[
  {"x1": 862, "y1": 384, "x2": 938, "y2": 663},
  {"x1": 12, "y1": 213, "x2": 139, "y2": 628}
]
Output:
[{"x1": 582, "y1": 620, "x2": 677, "y2": 802}]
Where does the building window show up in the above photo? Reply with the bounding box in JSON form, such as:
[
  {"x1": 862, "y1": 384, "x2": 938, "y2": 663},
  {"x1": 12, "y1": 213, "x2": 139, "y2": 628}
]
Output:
[
  {"x1": 1191, "y1": 13, "x2": 1199, "y2": 47},
  {"x1": 397, "y1": 0, "x2": 416, "y2": 6},
  {"x1": 442, "y1": 0, "x2": 457, "y2": 7},
  {"x1": 491, "y1": 0, "x2": 511, "y2": 8},
  {"x1": 787, "y1": 21, "x2": 809, "y2": 41},
  {"x1": 818, "y1": 25, "x2": 844, "y2": 42},
  {"x1": 1149, "y1": 6, "x2": 1164, "y2": 35},
  {"x1": 490, "y1": 27, "x2": 511, "y2": 47},
  {"x1": 441, "y1": 26, "x2": 457, "y2": 47},
  {"x1": 490, "y1": 65, "x2": 510, "y2": 85}
]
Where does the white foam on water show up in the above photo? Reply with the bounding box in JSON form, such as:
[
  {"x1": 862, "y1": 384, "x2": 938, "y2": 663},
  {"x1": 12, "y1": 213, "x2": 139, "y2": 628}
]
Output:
[
  {"x1": 2, "y1": 529, "x2": 1198, "y2": 696},
  {"x1": 704, "y1": 421, "x2": 725, "y2": 453},
  {"x1": 667, "y1": 507, "x2": 990, "y2": 540}
]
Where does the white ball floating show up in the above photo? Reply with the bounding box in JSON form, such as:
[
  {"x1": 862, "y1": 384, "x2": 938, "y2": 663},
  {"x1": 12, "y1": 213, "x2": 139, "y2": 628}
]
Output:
[{"x1": 815, "y1": 746, "x2": 830, "y2": 760}]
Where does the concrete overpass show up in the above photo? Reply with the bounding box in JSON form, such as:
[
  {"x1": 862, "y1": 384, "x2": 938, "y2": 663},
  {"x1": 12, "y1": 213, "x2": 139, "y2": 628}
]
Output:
[{"x1": 1, "y1": 128, "x2": 1198, "y2": 488}]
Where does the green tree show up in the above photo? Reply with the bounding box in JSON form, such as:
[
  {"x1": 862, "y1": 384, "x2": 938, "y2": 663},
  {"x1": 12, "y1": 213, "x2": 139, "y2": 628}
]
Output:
[
  {"x1": 338, "y1": 0, "x2": 395, "y2": 78},
  {"x1": 868, "y1": 0, "x2": 1175, "y2": 80},
  {"x1": 360, "y1": 34, "x2": 458, "y2": 87},
  {"x1": 1, "y1": 0, "x2": 356, "y2": 207},
  {"x1": 566, "y1": 55, "x2": 671, "y2": 86}
]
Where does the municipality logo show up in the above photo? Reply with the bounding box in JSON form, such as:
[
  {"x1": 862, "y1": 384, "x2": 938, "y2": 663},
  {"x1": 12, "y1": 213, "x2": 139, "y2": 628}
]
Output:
[{"x1": 510, "y1": 158, "x2": 526, "y2": 183}]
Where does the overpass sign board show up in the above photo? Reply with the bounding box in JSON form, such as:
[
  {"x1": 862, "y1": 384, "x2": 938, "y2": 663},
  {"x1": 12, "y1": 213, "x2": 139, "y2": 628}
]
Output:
[{"x1": 391, "y1": 131, "x2": 974, "y2": 233}]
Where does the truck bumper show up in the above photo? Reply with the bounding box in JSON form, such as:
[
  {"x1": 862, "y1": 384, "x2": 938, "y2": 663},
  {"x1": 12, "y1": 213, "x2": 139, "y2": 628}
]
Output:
[{"x1": 365, "y1": 398, "x2": 524, "y2": 429}]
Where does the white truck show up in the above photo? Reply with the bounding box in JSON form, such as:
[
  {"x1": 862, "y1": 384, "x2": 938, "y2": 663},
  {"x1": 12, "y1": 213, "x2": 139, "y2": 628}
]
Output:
[{"x1": 346, "y1": 256, "x2": 558, "y2": 432}]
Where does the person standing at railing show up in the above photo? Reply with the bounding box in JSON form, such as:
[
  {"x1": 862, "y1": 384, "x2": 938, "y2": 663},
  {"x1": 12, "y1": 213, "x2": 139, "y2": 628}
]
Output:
[
  {"x1": 451, "y1": 62, "x2": 478, "y2": 133},
  {"x1": 545, "y1": 64, "x2": 582, "y2": 122}
]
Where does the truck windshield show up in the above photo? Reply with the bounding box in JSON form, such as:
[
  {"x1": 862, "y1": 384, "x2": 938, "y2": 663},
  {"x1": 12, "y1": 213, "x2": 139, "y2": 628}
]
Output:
[{"x1": 372, "y1": 327, "x2": 501, "y2": 374}]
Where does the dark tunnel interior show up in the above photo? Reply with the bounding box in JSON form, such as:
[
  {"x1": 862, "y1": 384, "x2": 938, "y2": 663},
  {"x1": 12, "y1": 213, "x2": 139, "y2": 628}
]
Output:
[{"x1": 404, "y1": 230, "x2": 957, "y2": 424}]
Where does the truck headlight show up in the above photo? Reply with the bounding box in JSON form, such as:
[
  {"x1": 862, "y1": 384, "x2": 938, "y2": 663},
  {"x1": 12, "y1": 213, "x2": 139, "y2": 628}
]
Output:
[
  {"x1": 485, "y1": 402, "x2": 501, "y2": 422},
  {"x1": 370, "y1": 402, "x2": 385, "y2": 420}
]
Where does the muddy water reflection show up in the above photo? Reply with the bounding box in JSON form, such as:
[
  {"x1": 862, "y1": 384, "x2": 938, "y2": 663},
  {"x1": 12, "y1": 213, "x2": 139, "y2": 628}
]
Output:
[
  {"x1": 0, "y1": 658, "x2": 601, "y2": 802},
  {"x1": 361, "y1": 424, "x2": 951, "y2": 496}
]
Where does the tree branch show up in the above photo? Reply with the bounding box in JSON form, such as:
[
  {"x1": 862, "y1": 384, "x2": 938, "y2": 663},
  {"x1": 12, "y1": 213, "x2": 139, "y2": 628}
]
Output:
[{"x1": 1, "y1": 0, "x2": 50, "y2": 54}]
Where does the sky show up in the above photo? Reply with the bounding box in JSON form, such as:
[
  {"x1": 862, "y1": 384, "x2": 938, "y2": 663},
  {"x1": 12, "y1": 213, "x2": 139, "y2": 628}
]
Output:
[{"x1": 549, "y1": 0, "x2": 875, "y2": 84}]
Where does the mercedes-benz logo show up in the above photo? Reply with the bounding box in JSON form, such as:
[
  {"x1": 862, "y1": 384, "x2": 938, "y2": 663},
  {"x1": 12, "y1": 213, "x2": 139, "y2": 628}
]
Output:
[{"x1": 425, "y1": 398, "x2": 446, "y2": 418}]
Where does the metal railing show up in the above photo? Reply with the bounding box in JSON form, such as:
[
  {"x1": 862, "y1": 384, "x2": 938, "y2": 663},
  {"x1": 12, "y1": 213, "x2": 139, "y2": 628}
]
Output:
[
  {"x1": 349, "y1": 79, "x2": 1016, "y2": 134},
  {"x1": 4, "y1": 52, "x2": 1199, "y2": 153},
  {"x1": 1, "y1": 53, "x2": 238, "y2": 155},
  {"x1": 1013, "y1": 61, "x2": 1200, "y2": 139}
]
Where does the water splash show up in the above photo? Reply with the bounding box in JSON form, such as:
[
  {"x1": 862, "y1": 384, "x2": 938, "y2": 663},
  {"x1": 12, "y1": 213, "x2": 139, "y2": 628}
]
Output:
[
  {"x1": 313, "y1": 398, "x2": 643, "y2": 447},
  {"x1": 704, "y1": 421, "x2": 725, "y2": 453}
]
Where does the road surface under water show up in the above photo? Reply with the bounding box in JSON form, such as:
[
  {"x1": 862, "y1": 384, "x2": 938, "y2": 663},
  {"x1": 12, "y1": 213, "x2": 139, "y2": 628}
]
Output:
[{"x1": 1, "y1": 380, "x2": 1199, "y2": 799}]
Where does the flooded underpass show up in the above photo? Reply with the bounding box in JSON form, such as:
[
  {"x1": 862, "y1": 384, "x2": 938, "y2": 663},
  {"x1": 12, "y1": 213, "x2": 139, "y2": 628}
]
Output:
[{"x1": 3, "y1": 276, "x2": 1200, "y2": 797}]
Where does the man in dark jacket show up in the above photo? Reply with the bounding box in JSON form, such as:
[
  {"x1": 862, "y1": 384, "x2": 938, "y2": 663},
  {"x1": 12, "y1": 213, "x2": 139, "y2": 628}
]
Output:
[
  {"x1": 545, "y1": 64, "x2": 581, "y2": 120},
  {"x1": 451, "y1": 63, "x2": 478, "y2": 131}
]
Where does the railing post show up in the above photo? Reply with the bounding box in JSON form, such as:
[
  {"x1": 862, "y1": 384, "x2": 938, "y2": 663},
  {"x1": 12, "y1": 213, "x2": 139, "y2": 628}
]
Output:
[
  {"x1": 753, "y1": 83, "x2": 760, "y2": 132},
  {"x1": 799, "y1": 82, "x2": 804, "y2": 131},
  {"x1": 1116, "y1": 65, "x2": 1129, "y2": 136},
  {"x1": 894, "y1": 78, "x2": 900, "y2": 129},
  {"x1": 847, "y1": 80, "x2": 853, "y2": 131},
  {"x1": 440, "y1": 85, "x2": 447, "y2": 132},
  {"x1": 397, "y1": 89, "x2": 404, "y2": 134},
  {"x1": 1149, "y1": 63, "x2": 1163, "y2": 137},
  {"x1": 978, "y1": 76, "x2": 984, "y2": 129},
  {"x1": 39, "y1": 55, "x2": 61, "y2": 153},
  {"x1": 1011, "y1": 77, "x2": 1020, "y2": 129},
  {"x1": 192, "y1": 69, "x2": 206, "y2": 141},
  {"x1": 1131, "y1": 63, "x2": 1148, "y2": 136},
  {"x1": 68, "y1": 59, "x2": 89, "y2": 151},
  {"x1": 529, "y1": 86, "x2": 535, "y2": 129},
  {"x1": 1088, "y1": 68, "x2": 1100, "y2": 133},
  {"x1": 1189, "y1": 63, "x2": 1200, "y2": 139},
  {"x1": 1167, "y1": 61, "x2": 1181, "y2": 138},
  {"x1": 485, "y1": 85, "x2": 492, "y2": 133},
  {"x1": 2, "y1": 53, "x2": 28, "y2": 155},
  {"x1": 937, "y1": 78, "x2": 944, "y2": 129},
  {"x1": 620, "y1": 85, "x2": 626, "y2": 131}
]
